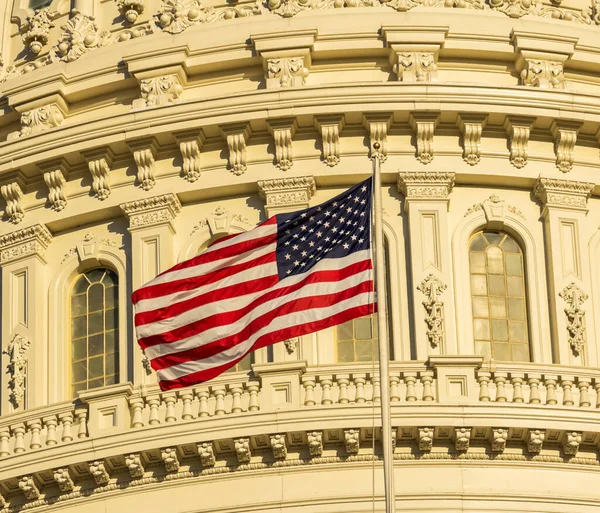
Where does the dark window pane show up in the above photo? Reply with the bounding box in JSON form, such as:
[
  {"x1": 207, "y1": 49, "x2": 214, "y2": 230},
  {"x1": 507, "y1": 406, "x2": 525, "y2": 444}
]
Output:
[
  {"x1": 105, "y1": 330, "x2": 118, "y2": 353},
  {"x1": 105, "y1": 286, "x2": 118, "y2": 309},
  {"x1": 88, "y1": 378, "x2": 104, "y2": 390},
  {"x1": 470, "y1": 234, "x2": 488, "y2": 251},
  {"x1": 88, "y1": 284, "x2": 104, "y2": 313},
  {"x1": 72, "y1": 316, "x2": 87, "y2": 339},
  {"x1": 483, "y1": 232, "x2": 504, "y2": 245},
  {"x1": 88, "y1": 356, "x2": 104, "y2": 379},
  {"x1": 88, "y1": 311, "x2": 104, "y2": 335},
  {"x1": 71, "y1": 294, "x2": 87, "y2": 317},
  {"x1": 72, "y1": 361, "x2": 87, "y2": 383},
  {"x1": 86, "y1": 269, "x2": 105, "y2": 283},
  {"x1": 88, "y1": 333, "x2": 104, "y2": 357},
  {"x1": 105, "y1": 308, "x2": 118, "y2": 331},
  {"x1": 105, "y1": 352, "x2": 118, "y2": 376},
  {"x1": 72, "y1": 338, "x2": 87, "y2": 361},
  {"x1": 102, "y1": 270, "x2": 118, "y2": 287},
  {"x1": 501, "y1": 236, "x2": 521, "y2": 254},
  {"x1": 72, "y1": 276, "x2": 89, "y2": 294}
]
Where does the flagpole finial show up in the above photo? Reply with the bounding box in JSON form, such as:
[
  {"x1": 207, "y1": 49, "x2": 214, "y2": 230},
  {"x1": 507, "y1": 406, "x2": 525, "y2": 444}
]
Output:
[
  {"x1": 372, "y1": 142, "x2": 382, "y2": 161},
  {"x1": 373, "y1": 142, "x2": 380, "y2": 150}
]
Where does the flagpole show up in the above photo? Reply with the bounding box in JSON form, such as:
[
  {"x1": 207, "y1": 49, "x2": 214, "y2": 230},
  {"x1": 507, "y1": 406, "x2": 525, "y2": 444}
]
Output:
[{"x1": 371, "y1": 142, "x2": 396, "y2": 513}]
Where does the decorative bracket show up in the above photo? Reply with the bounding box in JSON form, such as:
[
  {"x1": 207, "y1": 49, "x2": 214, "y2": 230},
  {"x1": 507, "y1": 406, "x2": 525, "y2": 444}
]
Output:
[
  {"x1": 491, "y1": 428, "x2": 508, "y2": 453},
  {"x1": 550, "y1": 120, "x2": 582, "y2": 173},
  {"x1": 198, "y1": 442, "x2": 216, "y2": 467},
  {"x1": 504, "y1": 116, "x2": 535, "y2": 169},
  {"x1": 82, "y1": 147, "x2": 115, "y2": 200},
  {"x1": 161, "y1": 447, "x2": 180, "y2": 472},
  {"x1": 527, "y1": 429, "x2": 545, "y2": 454},
  {"x1": 1, "y1": 182, "x2": 25, "y2": 224},
  {"x1": 270, "y1": 434, "x2": 288, "y2": 460},
  {"x1": 267, "y1": 118, "x2": 298, "y2": 171},
  {"x1": 39, "y1": 158, "x2": 70, "y2": 212},
  {"x1": 128, "y1": 137, "x2": 159, "y2": 191},
  {"x1": 344, "y1": 429, "x2": 360, "y2": 455},
  {"x1": 125, "y1": 453, "x2": 145, "y2": 478},
  {"x1": 457, "y1": 114, "x2": 487, "y2": 166},
  {"x1": 174, "y1": 129, "x2": 206, "y2": 183},
  {"x1": 3, "y1": 334, "x2": 30, "y2": 409},
  {"x1": 454, "y1": 427, "x2": 471, "y2": 452},
  {"x1": 559, "y1": 282, "x2": 588, "y2": 356},
  {"x1": 563, "y1": 431, "x2": 582, "y2": 456},
  {"x1": 221, "y1": 122, "x2": 252, "y2": 175},
  {"x1": 18, "y1": 475, "x2": 40, "y2": 500},
  {"x1": 53, "y1": 468, "x2": 74, "y2": 492},
  {"x1": 417, "y1": 274, "x2": 447, "y2": 348},
  {"x1": 314, "y1": 115, "x2": 344, "y2": 167},
  {"x1": 363, "y1": 113, "x2": 393, "y2": 162},
  {"x1": 409, "y1": 112, "x2": 440, "y2": 164},
  {"x1": 234, "y1": 437, "x2": 251, "y2": 463},
  {"x1": 307, "y1": 431, "x2": 323, "y2": 457},
  {"x1": 89, "y1": 460, "x2": 110, "y2": 485},
  {"x1": 418, "y1": 427, "x2": 434, "y2": 452}
]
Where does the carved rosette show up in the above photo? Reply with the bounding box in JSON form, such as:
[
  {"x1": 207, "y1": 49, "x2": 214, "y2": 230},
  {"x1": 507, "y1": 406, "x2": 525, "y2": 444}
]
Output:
[
  {"x1": 1, "y1": 183, "x2": 25, "y2": 224},
  {"x1": 417, "y1": 274, "x2": 447, "y2": 348},
  {"x1": 315, "y1": 115, "x2": 344, "y2": 167},
  {"x1": 221, "y1": 123, "x2": 252, "y2": 175},
  {"x1": 117, "y1": 0, "x2": 145, "y2": 22},
  {"x1": 266, "y1": 57, "x2": 309, "y2": 88},
  {"x1": 138, "y1": 75, "x2": 183, "y2": 108},
  {"x1": 396, "y1": 171, "x2": 455, "y2": 202},
  {"x1": 120, "y1": 193, "x2": 182, "y2": 230},
  {"x1": 457, "y1": 114, "x2": 487, "y2": 166},
  {"x1": 410, "y1": 112, "x2": 439, "y2": 164},
  {"x1": 22, "y1": 8, "x2": 57, "y2": 55},
  {"x1": 558, "y1": 282, "x2": 589, "y2": 356},
  {"x1": 533, "y1": 177, "x2": 594, "y2": 212},
  {"x1": 550, "y1": 120, "x2": 582, "y2": 173},
  {"x1": 394, "y1": 52, "x2": 438, "y2": 82},
  {"x1": 3, "y1": 334, "x2": 30, "y2": 409},
  {"x1": 0, "y1": 224, "x2": 52, "y2": 265},
  {"x1": 504, "y1": 116, "x2": 535, "y2": 169}
]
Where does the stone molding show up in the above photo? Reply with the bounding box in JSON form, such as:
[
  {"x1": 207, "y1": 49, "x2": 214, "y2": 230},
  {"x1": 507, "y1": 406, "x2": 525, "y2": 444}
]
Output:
[
  {"x1": 409, "y1": 112, "x2": 440, "y2": 164},
  {"x1": 257, "y1": 176, "x2": 316, "y2": 215},
  {"x1": 533, "y1": 177, "x2": 594, "y2": 212},
  {"x1": 0, "y1": 224, "x2": 52, "y2": 265},
  {"x1": 120, "y1": 193, "x2": 182, "y2": 230},
  {"x1": 396, "y1": 171, "x2": 455, "y2": 201}
]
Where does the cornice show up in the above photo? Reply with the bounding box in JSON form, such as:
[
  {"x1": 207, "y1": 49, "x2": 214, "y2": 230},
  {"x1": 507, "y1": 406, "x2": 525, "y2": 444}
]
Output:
[{"x1": 0, "y1": 223, "x2": 52, "y2": 265}]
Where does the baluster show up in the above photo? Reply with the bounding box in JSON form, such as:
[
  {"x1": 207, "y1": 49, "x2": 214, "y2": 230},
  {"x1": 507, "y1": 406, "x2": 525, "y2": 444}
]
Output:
[
  {"x1": 562, "y1": 379, "x2": 574, "y2": 406},
  {"x1": 163, "y1": 393, "x2": 177, "y2": 422},
  {"x1": 595, "y1": 382, "x2": 600, "y2": 409},
  {"x1": 544, "y1": 377, "x2": 558, "y2": 405},
  {"x1": 229, "y1": 384, "x2": 243, "y2": 413},
  {"x1": 353, "y1": 374, "x2": 367, "y2": 403},
  {"x1": 319, "y1": 376, "x2": 333, "y2": 405},
  {"x1": 527, "y1": 376, "x2": 541, "y2": 404},
  {"x1": 212, "y1": 386, "x2": 226, "y2": 415},
  {"x1": 179, "y1": 391, "x2": 194, "y2": 420},
  {"x1": 59, "y1": 413, "x2": 74, "y2": 442},
  {"x1": 197, "y1": 388, "x2": 210, "y2": 417},
  {"x1": 147, "y1": 397, "x2": 161, "y2": 425},
  {"x1": 27, "y1": 420, "x2": 41, "y2": 450},
  {"x1": 247, "y1": 381, "x2": 260, "y2": 411},
  {"x1": 390, "y1": 375, "x2": 400, "y2": 402},
  {"x1": 511, "y1": 376, "x2": 524, "y2": 403},
  {"x1": 302, "y1": 378, "x2": 316, "y2": 406},
  {"x1": 477, "y1": 372, "x2": 491, "y2": 402},
  {"x1": 405, "y1": 374, "x2": 417, "y2": 402},
  {"x1": 494, "y1": 375, "x2": 507, "y2": 402},
  {"x1": 130, "y1": 398, "x2": 144, "y2": 428},
  {"x1": 44, "y1": 416, "x2": 58, "y2": 446},
  {"x1": 578, "y1": 379, "x2": 591, "y2": 407},
  {"x1": 76, "y1": 409, "x2": 88, "y2": 439},
  {"x1": 372, "y1": 375, "x2": 381, "y2": 404},
  {"x1": 337, "y1": 375, "x2": 350, "y2": 404},
  {"x1": 0, "y1": 429, "x2": 9, "y2": 456},
  {"x1": 12, "y1": 424, "x2": 25, "y2": 453},
  {"x1": 421, "y1": 372, "x2": 434, "y2": 402}
]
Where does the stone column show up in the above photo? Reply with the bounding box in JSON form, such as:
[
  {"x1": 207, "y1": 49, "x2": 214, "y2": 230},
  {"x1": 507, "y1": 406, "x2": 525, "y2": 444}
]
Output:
[
  {"x1": 257, "y1": 177, "x2": 316, "y2": 363},
  {"x1": 397, "y1": 171, "x2": 457, "y2": 359},
  {"x1": 0, "y1": 224, "x2": 52, "y2": 412},
  {"x1": 533, "y1": 177, "x2": 595, "y2": 366},
  {"x1": 120, "y1": 194, "x2": 182, "y2": 384}
]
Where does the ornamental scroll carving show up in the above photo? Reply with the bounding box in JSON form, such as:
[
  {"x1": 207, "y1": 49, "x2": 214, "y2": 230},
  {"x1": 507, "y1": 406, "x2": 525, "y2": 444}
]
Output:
[
  {"x1": 520, "y1": 59, "x2": 565, "y2": 89},
  {"x1": 417, "y1": 274, "x2": 446, "y2": 347},
  {"x1": 266, "y1": 57, "x2": 309, "y2": 88},
  {"x1": 394, "y1": 53, "x2": 437, "y2": 82},
  {"x1": 559, "y1": 282, "x2": 588, "y2": 356},
  {"x1": 1, "y1": 183, "x2": 25, "y2": 224},
  {"x1": 21, "y1": 8, "x2": 58, "y2": 55},
  {"x1": 137, "y1": 75, "x2": 183, "y2": 108},
  {"x1": 3, "y1": 334, "x2": 30, "y2": 409}
]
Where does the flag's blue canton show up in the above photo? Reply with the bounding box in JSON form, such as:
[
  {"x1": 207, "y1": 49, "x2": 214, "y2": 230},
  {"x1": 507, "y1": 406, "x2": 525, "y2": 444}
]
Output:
[{"x1": 275, "y1": 178, "x2": 372, "y2": 280}]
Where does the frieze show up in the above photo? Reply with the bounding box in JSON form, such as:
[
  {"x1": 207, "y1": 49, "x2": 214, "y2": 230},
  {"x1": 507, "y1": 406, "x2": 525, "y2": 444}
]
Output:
[
  {"x1": 120, "y1": 193, "x2": 182, "y2": 229},
  {"x1": 0, "y1": 224, "x2": 52, "y2": 265},
  {"x1": 397, "y1": 171, "x2": 455, "y2": 200},
  {"x1": 534, "y1": 177, "x2": 594, "y2": 211}
]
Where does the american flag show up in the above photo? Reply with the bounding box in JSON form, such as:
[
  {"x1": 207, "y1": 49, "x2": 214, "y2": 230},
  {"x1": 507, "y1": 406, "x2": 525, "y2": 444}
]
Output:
[{"x1": 132, "y1": 178, "x2": 375, "y2": 390}]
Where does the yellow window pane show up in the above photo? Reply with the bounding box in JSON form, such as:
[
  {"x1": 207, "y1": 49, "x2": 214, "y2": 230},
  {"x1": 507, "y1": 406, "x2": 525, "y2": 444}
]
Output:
[
  {"x1": 105, "y1": 374, "x2": 117, "y2": 385},
  {"x1": 471, "y1": 274, "x2": 487, "y2": 295},
  {"x1": 354, "y1": 317, "x2": 372, "y2": 340},
  {"x1": 511, "y1": 343, "x2": 530, "y2": 362},
  {"x1": 486, "y1": 246, "x2": 504, "y2": 274},
  {"x1": 356, "y1": 340, "x2": 374, "y2": 361},
  {"x1": 509, "y1": 321, "x2": 527, "y2": 343},
  {"x1": 71, "y1": 294, "x2": 87, "y2": 317},
  {"x1": 507, "y1": 276, "x2": 524, "y2": 297},
  {"x1": 488, "y1": 275, "x2": 506, "y2": 296},
  {"x1": 508, "y1": 298, "x2": 525, "y2": 320},
  {"x1": 505, "y1": 254, "x2": 523, "y2": 276},
  {"x1": 337, "y1": 321, "x2": 353, "y2": 341},
  {"x1": 472, "y1": 297, "x2": 489, "y2": 317},
  {"x1": 475, "y1": 341, "x2": 491, "y2": 358},
  {"x1": 470, "y1": 234, "x2": 488, "y2": 251},
  {"x1": 493, "y1": 342, "x2": 510, "y2": 360},
  {"x1": 88, "y1": 378, "x2": 104, "y2": 390},
  {"x1": 491, "y1": 319, "x2": 508, "y2": 341},
  {"x1": 501, "y1": 237, "x2": 521, "y2": 253},
  {"x1": 337, "y1": 341, "x2": 355, "y2": 362},
  {"x1": 72, "y1": 361, "x2": 87, "y2": 383},
  {"x1": 483, "y1": 232, "x2": 504, "y2": 245},
  {"x1": 473, "y1": 319, "x2": 490, "y2": 340},
  {"x1": 490, "y1": 297, "x2": 507, "y2": 318},
  {"x1": 469, "y1": 252, "x2": 486, "y2": 274}
]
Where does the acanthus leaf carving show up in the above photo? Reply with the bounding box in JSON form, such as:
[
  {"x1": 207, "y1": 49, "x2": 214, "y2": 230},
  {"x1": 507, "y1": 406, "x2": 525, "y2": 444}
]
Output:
[
  {"x1": 18, "y1": 475, "x2": 40, "y2": 500},
  {"x1": 504, "y1": 116, "x2": 535, "y2": 169},
  {"x1": 1, "y1": 183, "x2": 25, "y2": 224},
  {"x1": 161, "y1": 447, "x2": 180, "y2": 472},
  {"x1": 89, "y1": 460, "x2": 110, "y2": 485},
  {"x1": 198, "y1": 442, "x2": 216, "y2": 467},
  {"x1": 268, "y1": 119, "x2": 297, "y2": 171},
  {"x1": 257, "y1": 176, "x2": 316, "y2": 215},
  {"x1": 174, "y1": 130, "x2": 206, "y2": 182},
  {"x1": 307, "y1": 431, "x2": 323, "y2": 457},
  {"x1": 363, "y1": 113, "x2": 392, "y2": 162},
  {"x1": 550, "y1": 120, "x2": 581, "y2": 173},
  {"x1": 120, "y1": 193, "x2": 182, "y2": 229},
  {"x1": 136, "y1": 75, "x2": 183, "y2": 109},
  {"x1": 18, "y1": 103, "x2": 64, "y2": 138},
  {"x1": 394, "y1": 52, "x2": 438, "y2": 82},
  {"x1": 270, "y1": 434, "x2": 288, "y2": 460},
  {"x1": 221, "y1": 123, "x2": 252, "y2": 175},
  {"x1": 50, "y1": 13, "x2": 111, "y2": 63},
  {"x1": 117, "y1": 0, "x2": 145, "y2": 23},
  {"x1": 315, "y1": 115, "x2": 344, "y2": 167},
  {"x1": 520, "y1": 59, "x2": 565, "y2": 89},
  {"x1": 457, "y1": 114, "x2": 487, "y2": 166},
  {"x1": 22, "y1": 8, "x2": 58, "y2": 55},
  {"x1": 125, "y1": 453, "x2": 145, "y2": 477},
  {"x1": 534, "y1": 177, "x2": 594, "y2": 211},
  {"x1": 53, "y1": 467, "x2": 74, "y2": 492},
  {"x1": 410, "y1": 112, "x2": 439, "y2": 164},
  {"x1": 417, "y1": 274, "x2": 446, "y2": 348},
  {"x1": 266, "y1": 57, "x2": 309, "y2": 88},
  {"x1": 396, "y1": 171, "x2": 455, "y2": 201},
  {"x1": 0, "y1": 224, "x2": 52, "y2": 264},
  {"x1": 283, "y1": 337, "x2": 299, "y2": 354},
  {"x1": 3, "y1": 334, "x2": 30, "y2": 409},
  {"x1": 559, "y1": 282, "x2": 588, "y2": 356}
]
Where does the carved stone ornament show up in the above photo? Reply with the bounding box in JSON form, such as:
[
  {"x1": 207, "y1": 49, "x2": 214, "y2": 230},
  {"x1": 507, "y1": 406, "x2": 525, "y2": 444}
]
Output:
[
  {"x1": 344, "y1": 429, "x2": 360, "y2": 455},
  {"x1": 50, "y1": 13, "x2": 111, "y2": 63},
  {"x1": 464, "y1": 194, "x2": 525, "y2": 220},
  {"x1": 234, "y1": 437, "x2": 251, "y2": 463},
  {"x1": 520, "y1": 59, "x2": 565, "y2": 89},
  {"x1": 3, "y1": 334, "x2": 30, "y2": 409},
  {"x1": 563, "y1": 431, "x2": 581, "y2": 456},
  {"x1": 454, "y1": 427, "x2": 471, "y2": 452},
  {"x1": 1, "y1": 183, "x2": 25, "y2": 224},
  {"x1": 504, "y1": 116, "x2": 535, "y2": 169},
  {"x1": 137, "y1": 75, "x2": 183, "y2": 108},
  {"x1": 53, "y1": 467, "x2": 75, "y2": 492},
  {"x1": 125, "y1": 453, "x2": 145, "y2": 477},
  {"x1": 559, "y1": 282, "x2": 589, "y2": 356},
  {"x1": 19, "y1": 103, "x2": 64, "y2": 137},
  {"x1": 363, "y1": 113, "x2": 392, "y2": 162},
  {"x1": 410, "y1": 112, "x2": 439, "y2": 164},
  {"x1": 283, "y1": 337, "x2": 299, "y2": 354},
  {"x1": 127, "y1": 138, "x2": 159, "y2": 190},
  {"x1": 491, "y1": 428, "x2": 508, "y2": 453},
  {"x1": 117, "y1": 0, "x2": 145, "y2": 22},
  {"x1": 394, "y1": 52, "x2": 438, "y2": 82},
  {"x1": 396, "y1": 171, "x2": 455, "y2": 201},
  {"x1": 270, "y1": 434, "x2": 288, "y2": 460},
  {"x1": 0, "y1": 224, "x2": 52, "y2": 265},
  {"x1": 161, "y1": 447, "x2": 180, "y2": 472},
  {"x1": 315, "y1": 115, "x2": 344, "y2": 167},
  {"x1": 21, "y1": 8, "x2": 57, "y2": 55},
  {"x1": 0, "y1": 57, "x2": 19, "y2": 84},
  {"x1": 221, "y1": 123, "x2": 252, "y2": 175},
  {"x1": 490, "y1": 0, "x2": 593, "y2": 23},
  {"x1": 120, "y1": 193, "x2": 182, "y2": 230},
  {"x1": 457, "y1": 114, "x2": 487, "y2": 166},
  {"x1": 550, "y1": 120, "x2": 581, "y2": 173},
  {"x1": 266, "y1": 57, "x2": 309, "y2": 88},
  {"x1": 60, "y1": 231, "x2": 121, "y2": 264},
  {"x1": 89, "y1": 460, "x2": 110, "y2": 485},
  {"x1": 533, "y1": 177, "x2": 594, "y2": 212},
  {"x1": 141, "y1": 351, "x2": 153, "y2": 375},
  {"x1": 307, "y1": 431, "x2": 323, "y2": 457},
  {"x1": 527, "y1": 429, "x2": 545, "y2": 454},
  {"x1": 268, "y1": 119, "x2": 297, "y2": 171},
  {"x1": 198, "y1": 442, "x2": 216, "y2": 467},
  {"x1": 417, "y1": 274, "x2": 447, "y2": 348},
  {"x1": 174, "y1": 129, "x2": 206, "y2": 182},
  {"x1": 418, "y1": 427, "x2": 434, "y2": 452},
  {"x1": 18, "y1": 475, "x2": 40, "y2": 500},
  {"x1": 43, "y1": 169, "x2": 68, "y2": 212},
  {"x1": 257, "y1": 176, "x2": 316, "y2": 213},
  {"x1": 83, "y1": 148, "x2": 115, "y2": 200}
]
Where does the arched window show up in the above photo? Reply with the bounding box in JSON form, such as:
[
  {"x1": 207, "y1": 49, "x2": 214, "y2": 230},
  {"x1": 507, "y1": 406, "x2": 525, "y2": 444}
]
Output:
[
  {"x1": 70, "y1": 268, "x2": 119, "y2": 397},
  {"x1": 469, "y1": 231, "x2": 530, "y2": 361},
  {"x1": 335, "y1": 240, "x2": 392, "y2": 362}
]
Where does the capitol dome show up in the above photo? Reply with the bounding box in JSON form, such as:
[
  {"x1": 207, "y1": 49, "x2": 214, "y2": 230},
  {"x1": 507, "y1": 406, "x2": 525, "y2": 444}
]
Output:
[{"x1": 0, "y1": 0, "x2": 599, "y2": 511}]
